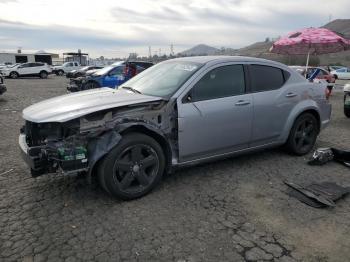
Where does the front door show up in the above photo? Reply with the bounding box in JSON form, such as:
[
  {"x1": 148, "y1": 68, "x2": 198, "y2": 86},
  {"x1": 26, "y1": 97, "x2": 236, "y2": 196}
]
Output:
[
  {"x1": 103, "y1": 66, "x2": 125, "y2": 88},
  {"x1": 177, "y1": 64, "x2": 253, "y2": 162}
]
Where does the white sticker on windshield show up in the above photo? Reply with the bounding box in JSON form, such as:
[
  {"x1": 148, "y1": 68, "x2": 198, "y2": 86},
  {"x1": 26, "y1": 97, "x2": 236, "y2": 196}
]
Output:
[{"x1": 175, "y1": 64, "x2": 198, "y2": 71}]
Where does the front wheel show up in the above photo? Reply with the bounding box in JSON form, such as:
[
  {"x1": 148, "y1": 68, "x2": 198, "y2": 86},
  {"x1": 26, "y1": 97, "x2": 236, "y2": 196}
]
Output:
[
  {"x1": 39, "y1": 71, "x2": 48, "y2": 79},
  {"x1": 84, "y1": 81, "x2": 99, "y2": 90},
  {"x1": 57, "y1": 70, "x2": 64, "y2": 76},
  {"x1": 285, "y1": 113, "x2": 319, "y2": 155},
  {"x1": 9, "y1": 72, "x2": 19, "y2": 79},
  {"x1": 98, "y1": 133, "x2": 165, "y2": 200}
]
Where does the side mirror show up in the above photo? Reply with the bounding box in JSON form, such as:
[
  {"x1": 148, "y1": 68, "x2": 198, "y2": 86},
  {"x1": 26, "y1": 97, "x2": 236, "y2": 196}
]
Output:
[{"x1": 183, "y1": 92, "x2": 193, "y2": 103}]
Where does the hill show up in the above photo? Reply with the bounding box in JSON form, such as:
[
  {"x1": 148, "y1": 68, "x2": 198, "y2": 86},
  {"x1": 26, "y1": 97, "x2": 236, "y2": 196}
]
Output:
[
  {"x1": 323, "y1": 19, "x2": 350, "y2": 38},
  {"x1": 179, "y1": 44, "x2": 219, "y2": 56}
]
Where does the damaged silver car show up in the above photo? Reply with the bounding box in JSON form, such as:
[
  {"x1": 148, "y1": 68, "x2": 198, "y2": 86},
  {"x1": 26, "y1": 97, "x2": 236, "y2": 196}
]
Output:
[{"x1": 19, "y1": 56, "x2": 331, "y2": 199}]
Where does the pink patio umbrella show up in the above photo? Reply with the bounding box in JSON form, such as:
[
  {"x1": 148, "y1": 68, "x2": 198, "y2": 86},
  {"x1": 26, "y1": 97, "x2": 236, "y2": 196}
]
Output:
[{"x1": 270, "y1": 27, "x2": 350, "y2": 72}]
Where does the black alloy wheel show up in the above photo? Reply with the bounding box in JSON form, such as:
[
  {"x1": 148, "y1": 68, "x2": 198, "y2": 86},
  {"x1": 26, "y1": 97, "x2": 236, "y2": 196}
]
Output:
[
  {"x1": 98, "y1": 133, "x2": 165, "y2": 200},
  {"x1": 112, "y1": 145, "x2": 159, "y2": 194},
  {"x1": 286, "y1": 113, "x2": 318, "y2": 155}
]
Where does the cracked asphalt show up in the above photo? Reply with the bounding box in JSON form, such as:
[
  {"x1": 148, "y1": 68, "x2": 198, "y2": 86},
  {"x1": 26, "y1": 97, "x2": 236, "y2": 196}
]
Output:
[{"x1": 0, "y1": 76, "x2": 349, "y2": 262}]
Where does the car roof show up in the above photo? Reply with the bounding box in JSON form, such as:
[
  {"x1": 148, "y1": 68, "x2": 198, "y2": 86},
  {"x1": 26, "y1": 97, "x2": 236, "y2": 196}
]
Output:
[{"x1": 169, "y1": 56, "x2": 289, "y2": 68}]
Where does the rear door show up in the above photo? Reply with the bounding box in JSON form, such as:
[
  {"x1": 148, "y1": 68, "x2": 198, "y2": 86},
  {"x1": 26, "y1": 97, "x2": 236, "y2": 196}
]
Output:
[
  {"x1": 248, "y1": 64, "x2": 295, "y2": 146},
  {"x1": 177, "y1": 64, "x2": 253, "y2": 162}
]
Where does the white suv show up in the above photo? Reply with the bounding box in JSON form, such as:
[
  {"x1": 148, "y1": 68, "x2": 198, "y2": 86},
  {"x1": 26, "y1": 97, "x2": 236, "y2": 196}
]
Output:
[{"x1": 1, "y1": 62, "x2": 52, "y2": 79}]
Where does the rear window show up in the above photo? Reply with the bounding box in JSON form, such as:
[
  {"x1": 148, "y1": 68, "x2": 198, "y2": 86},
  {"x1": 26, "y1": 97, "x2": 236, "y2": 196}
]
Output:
[{"x1": 250, "y1": 65, "x2": 287, "y2": 92}]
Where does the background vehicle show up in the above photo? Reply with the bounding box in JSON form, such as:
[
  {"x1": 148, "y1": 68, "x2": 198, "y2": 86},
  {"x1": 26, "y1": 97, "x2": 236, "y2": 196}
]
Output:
[
  {"x1": 67, "y1": 61, "x2": 153, "y2": 92},
  {"x1": 1, "y1": 62, "x2": 51, "y2": 79},
  {"x1": 52, "y1": 62, "x2": 82, "y2": 76},
  {"x1": 66, "y1": 65, "x2": 104, "y2": 79},
  {"x1": 290, "y1": 66, "x2": 336, "y2": 88},
  {"x1": 0, "y1": 75, "x2": 6, "y2": 95},
  {"x1": 344, "y1": 83, "x2": 350, "y2": 117},
  {"x1": 20, "y1": 56, "x2": 331, "y2": 200},
  {"x1": 331, "y1": 67, "x2": 350, "y2": 80}
]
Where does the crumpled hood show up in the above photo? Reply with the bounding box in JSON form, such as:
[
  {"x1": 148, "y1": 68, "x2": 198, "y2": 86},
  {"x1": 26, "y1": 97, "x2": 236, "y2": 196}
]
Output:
[{"x1": 23, "y1": 87, "x2": 162, "y2": 123}]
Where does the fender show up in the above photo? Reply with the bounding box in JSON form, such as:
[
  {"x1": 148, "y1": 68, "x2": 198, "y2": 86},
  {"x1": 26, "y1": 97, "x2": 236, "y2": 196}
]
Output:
[
  {"x1": 87, "y1": 121, "x2": 174, "y2": 179},
  {"x1": 279, "y1": 99, "x2": 321, "y2": 143}
]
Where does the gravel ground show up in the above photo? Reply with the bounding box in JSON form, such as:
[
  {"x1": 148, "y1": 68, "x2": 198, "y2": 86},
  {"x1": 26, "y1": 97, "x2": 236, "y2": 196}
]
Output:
[{"x1": 0, "y1": 76, "x2": 350, "y2": 262}]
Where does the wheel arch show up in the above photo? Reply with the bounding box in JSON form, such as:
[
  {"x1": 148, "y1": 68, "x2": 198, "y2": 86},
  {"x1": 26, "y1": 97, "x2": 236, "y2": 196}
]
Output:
[
  {"x1": 119, "y1": 125, "x2": 172, "y2": 173},
  {"x1": 281, "y1": 102, "x2": 321, "y2": 143},
  {"x1": 89, "y1": 124, "x2": 173, "y2": 179}
]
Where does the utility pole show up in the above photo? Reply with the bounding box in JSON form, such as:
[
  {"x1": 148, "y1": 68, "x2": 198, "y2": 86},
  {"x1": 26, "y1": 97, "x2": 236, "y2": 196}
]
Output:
[
  {"x1": 148, "y1": 46, "x2": 152, "y2": 58},
  {"x1": 170, "y1": 44, "x2": 174, "y2": 56},
  {"x1": 329, "y1": 14, "x2": 332, "y2": 23},
  {"x1": 159, "y1": 48, "x2": 161, "y2": 57}
]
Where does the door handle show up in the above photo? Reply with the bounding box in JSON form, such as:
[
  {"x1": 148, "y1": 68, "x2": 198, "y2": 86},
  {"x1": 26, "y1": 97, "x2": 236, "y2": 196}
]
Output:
[
  {"x1": 285, "y1": 92, "x2": 297, "y2": 98},
  {"x1": 235, "y1": 100, "x2": 250, "y2": 106}
]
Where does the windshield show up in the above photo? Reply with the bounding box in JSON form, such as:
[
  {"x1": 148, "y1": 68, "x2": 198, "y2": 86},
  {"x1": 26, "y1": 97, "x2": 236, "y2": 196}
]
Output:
[
  {"x1": 120, "y1": 61, "x2": 203, "y2": 98},
  {"x1": 94, "y1": 66, "x2": 115, "y2": 76}
]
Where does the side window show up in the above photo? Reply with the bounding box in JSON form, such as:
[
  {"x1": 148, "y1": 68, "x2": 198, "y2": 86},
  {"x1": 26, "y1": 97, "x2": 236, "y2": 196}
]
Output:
[
  {"x1": 250, "y1": 65, "x2": 285, "y2": 92},
  {"x1": 108, "y1": 66, "x2": 124, "y2": 76},
  {"x1": 192, "y1": 65, "x2": 245, "y2": 102},
  {"x1": 20, "y1": 63, "x2": 29, "y2": 68},
  {"x1": 66, "y1": 62, "x2": 73, "y2": 67}
]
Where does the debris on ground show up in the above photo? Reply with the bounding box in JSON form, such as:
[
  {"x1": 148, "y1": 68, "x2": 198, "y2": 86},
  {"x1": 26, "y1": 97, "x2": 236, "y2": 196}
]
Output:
[
  {"x1": 0, "y1": 168, "x2": 14, "y2": 176},
  {"x1": 308, "y1": 148, "x2": 350, "y2": 167},
  {"x1": 285, "y1": 181, "x2": 350, "y2": 208}
]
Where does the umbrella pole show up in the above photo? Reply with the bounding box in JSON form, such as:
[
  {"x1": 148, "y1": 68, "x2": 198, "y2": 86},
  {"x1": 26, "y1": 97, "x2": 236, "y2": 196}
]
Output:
[{"x1": 305, "y1": 50, "x2": 310, "y2": 77}]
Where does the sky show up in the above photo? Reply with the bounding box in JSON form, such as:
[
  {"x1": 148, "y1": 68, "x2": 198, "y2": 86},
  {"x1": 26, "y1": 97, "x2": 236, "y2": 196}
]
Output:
[{"x1": 0, "y1": 0, "x2": 349, "y2": 58}]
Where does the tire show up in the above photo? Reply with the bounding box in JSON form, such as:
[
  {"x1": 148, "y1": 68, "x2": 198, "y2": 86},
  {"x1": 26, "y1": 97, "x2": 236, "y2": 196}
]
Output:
[
  {"x1": 98, "y1": 133, "x2": 165, "y2": 200},
  {"x1": 57, "y1": 70, "x2": 64, "y2": 76},
  {"x1": 84, "y1": 81, "x2": 100, "y2": 90},
  {"x1": 9, "y1": 71, "x2": 19, "y2": 79},
  {"x1": 344, "y1": 106, "x2": 350, "y2": 118},
  {"x1": 285, "y1": 113, "x2": 319, "y2": 155},
  {"x1": 39, "y1": 71, "x2": 48, "y2": 79}
]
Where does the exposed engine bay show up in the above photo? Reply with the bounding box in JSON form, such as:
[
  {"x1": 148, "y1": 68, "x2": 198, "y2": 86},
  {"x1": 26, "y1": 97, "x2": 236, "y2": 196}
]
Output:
[{"x1": 20, "y1": 100, "x2": 177, "y2": 178}]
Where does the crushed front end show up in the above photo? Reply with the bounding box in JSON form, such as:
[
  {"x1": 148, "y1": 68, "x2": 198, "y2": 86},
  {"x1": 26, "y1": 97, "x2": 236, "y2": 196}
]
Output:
[
  {"x1": 19, "y1": 120, "x2": 90, "y2": 177},
  {"x1": 67, "y1": 77, "x2": 85, "y2": 92}
]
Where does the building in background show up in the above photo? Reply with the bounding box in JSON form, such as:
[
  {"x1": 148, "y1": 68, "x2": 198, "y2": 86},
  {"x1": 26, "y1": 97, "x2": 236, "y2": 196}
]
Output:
[
  {"x1": 63, "y1": 50, "x2": 89, "y2": 66},
  {"x1": 0, "y1": 50, "x2": 58, "y2": 65}
]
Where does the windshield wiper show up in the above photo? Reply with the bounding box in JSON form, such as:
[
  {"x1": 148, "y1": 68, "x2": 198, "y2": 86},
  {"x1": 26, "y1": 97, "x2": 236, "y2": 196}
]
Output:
[{"x1": 121, "y1": 86, "x2": 142, "y2": 94}]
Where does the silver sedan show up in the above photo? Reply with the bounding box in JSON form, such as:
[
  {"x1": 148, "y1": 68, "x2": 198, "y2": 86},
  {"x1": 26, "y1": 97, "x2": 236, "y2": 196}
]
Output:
[{"x1": 20, "y1": 56, "x2": 331, "y2": 199}]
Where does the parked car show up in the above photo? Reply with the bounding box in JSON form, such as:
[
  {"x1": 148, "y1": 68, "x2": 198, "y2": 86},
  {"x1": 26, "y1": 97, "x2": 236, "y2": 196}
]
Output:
[
  {"x1": 0, "y1": 75, "x2": 6, "y2": 95},
  {"x1": 330, "y1": 67, "x2": 350, "y2": 80},
  {"x1": 52, "y1": 62, "x2": 82, "y2": 76},
  {"x1": 19, "y1": 56, "x2": 331, "y2": 199},
  {"x1": 344, "y1": 83, "x2": 350, "y2": 118},
  {"x1": 290, "y1": 66, "x2": 336, "y2": 84},
  {"x1": 1, "y1": 62, "x2": 51, "y2": 79},
  {"x1": 328, "y1": 65, "x2": 346, "y2": 72},
  {"x1": 67, "y1": 61, "x2": 153, "y2": 92},
  {"x1": 66, "y1": 66, "x2": 104, "y2": 79}
]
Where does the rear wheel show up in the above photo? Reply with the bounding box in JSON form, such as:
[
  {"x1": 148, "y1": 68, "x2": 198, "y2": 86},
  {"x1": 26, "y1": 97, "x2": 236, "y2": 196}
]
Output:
[
  {"x1": 286, "y1": 113, "x2": 318, "y2": 155},
  {"x1": 98, "y1": 133, "x2": 165, "y2": 200},
  {"x1": 9, "y1": 72, "x2": 19, "y2": 79},
  {"x1": 39, "y1": 71, "x2": 48, "y2": 79}
]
